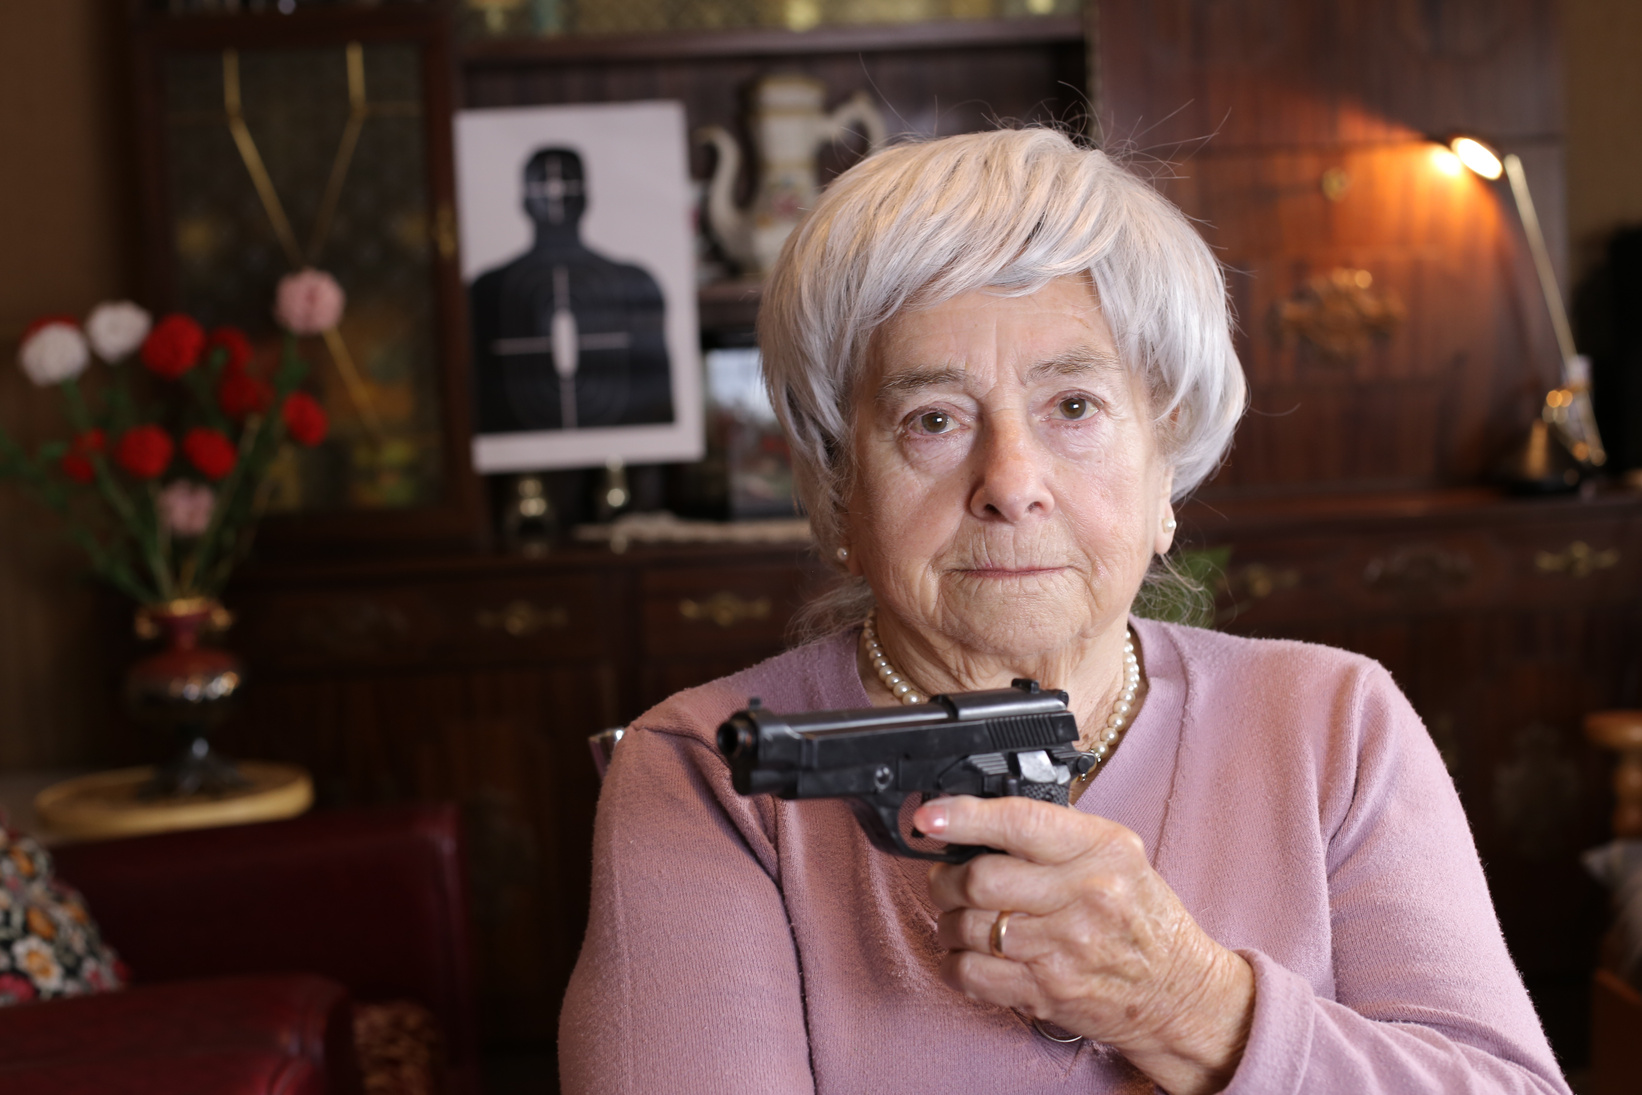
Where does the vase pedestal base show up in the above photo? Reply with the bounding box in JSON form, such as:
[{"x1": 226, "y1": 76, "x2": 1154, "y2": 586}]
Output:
[
  {"x1": 142, "y1": 737, "x2": 251, "y2": 799},
  {"x1": 32, "y1": 762, "x2": 313, "y2": 842}
]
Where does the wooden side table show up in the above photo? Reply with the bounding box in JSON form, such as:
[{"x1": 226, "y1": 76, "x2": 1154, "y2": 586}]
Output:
[
  {"x1": 1586, "y1": 711, "x2": 1642, "y2": 838},
  {"x1": 1584, "y1": 711, "x2": 1642, "y2": 1095},
  {"x1": 33, "y1": 762, "x2": 312, "y2": 843}
]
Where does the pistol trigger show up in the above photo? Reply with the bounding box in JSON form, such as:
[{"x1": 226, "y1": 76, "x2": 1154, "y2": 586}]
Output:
[
  {"x1": 911, "y1": 791, "x2": 932, "y2": 838},
  {"x1": 844, "y1": 793, "x2": 989, "y2": 863}
]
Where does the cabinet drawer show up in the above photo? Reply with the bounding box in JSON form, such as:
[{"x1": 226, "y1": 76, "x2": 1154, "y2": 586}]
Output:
[
  {"x1": 1214, "y1": 516, "x2": 1642, "y2": 627},
  {"x1": 1217, "y1": 531, "x2": 1507, "y2": 626},
  {"x1": 232, "y1": 585, "x2": 437, "y2": 671},
  {"x1": 640, "y1": 564, "x2": 811, "y2": 658},
  {"x1": 1492, "y1": 521, "x2": 1640, "y2": 606},
  {"x1": 234, "y1": 573, "x2": 614, "y2": 673},
  {"x1": 425, "y1": 575, "x2": 614, "y2": 663}
]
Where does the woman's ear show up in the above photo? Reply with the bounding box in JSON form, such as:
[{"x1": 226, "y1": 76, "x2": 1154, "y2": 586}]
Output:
[
  {"x1": 835, "y1": 542, "x2": 865, "y2": 577},
  {"x1": 1153, "y1": 467, "x2": 1177, "y2": 556}
]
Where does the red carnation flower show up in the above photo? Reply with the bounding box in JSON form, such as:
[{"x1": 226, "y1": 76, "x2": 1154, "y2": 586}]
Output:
[
  {"x1": 140, "y1": 314, "x2": 206, "y2": 381},
  {"x1": 61, "y1": 454, "x2": 94, "y2": 484},
  {"x1": 59, "y1": 428, "x2": 106, "y2": 485},
  {"x1": 217, "y1": 370, "x2": 272, "y2": 420},
  {"x1": 205, "y1": 326, "x2": 253, "y2": 373},
  {"x1": 281, "y1": 391, "x2": 328, "y2": 447},
  {"x1": 113, "y1": 425, "x2": 174, "y2": 480},
  {"x1": 182, "y1": 427, "x2": 236, "y2": 481}
]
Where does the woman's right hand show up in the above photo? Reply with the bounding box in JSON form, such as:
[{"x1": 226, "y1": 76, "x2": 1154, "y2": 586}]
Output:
[{"x1": 916, "y1": 794, "x2": 1255, "y2": 1095}]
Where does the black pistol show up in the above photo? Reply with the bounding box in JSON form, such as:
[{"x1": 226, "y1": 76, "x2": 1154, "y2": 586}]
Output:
[{"x1": 716, "y1": 679, "x2": 1093, "y2": 863}]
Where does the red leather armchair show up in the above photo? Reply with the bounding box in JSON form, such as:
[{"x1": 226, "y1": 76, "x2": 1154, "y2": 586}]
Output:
[{"x1": 0, "y1": 804, "x2": 480, "y2": 1095}]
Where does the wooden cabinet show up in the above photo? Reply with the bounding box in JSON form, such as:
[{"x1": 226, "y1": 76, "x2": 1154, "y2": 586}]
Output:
[
  {"x1": 220, "y1": 488, "x2": 1642, "y2": 1070},
  {"x1": 223, "y1": 544, "x2": 824, "y2": 1046},
  {"x1": 1189, "y1": 489, "x2": 1642, "y2": 1061}
]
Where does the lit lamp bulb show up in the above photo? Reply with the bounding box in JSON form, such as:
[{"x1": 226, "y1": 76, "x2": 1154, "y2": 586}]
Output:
[
  {"x1": 1438, "y1": 133, "x2": 1606, "y2": 468},
  {"x1": 1449, "y1": 136, "x2": 1503, "y2": 180}
]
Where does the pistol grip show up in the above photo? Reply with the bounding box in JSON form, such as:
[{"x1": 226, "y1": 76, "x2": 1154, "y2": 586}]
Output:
[{"x1": 1015, "y1": 779, "x2": 1070, "y2": 808}]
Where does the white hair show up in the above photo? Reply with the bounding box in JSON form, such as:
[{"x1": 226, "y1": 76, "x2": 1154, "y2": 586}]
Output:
[{"x1": 759, "y1": 127, "x2": 1246, "y2": 635}]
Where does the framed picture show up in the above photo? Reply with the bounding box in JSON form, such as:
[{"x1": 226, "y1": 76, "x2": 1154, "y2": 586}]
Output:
[
  {"x1": 454, "y1": 100, "x2": 704, "y2": 472},
  {"x1": 128, "y1": 6, "x2": 482, "y2": 551}
]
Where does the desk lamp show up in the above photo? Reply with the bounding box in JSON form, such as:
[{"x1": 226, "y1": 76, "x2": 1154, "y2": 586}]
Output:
[{"x1": 1438, "y1": 135, "x2": 1606, "y2": 471}]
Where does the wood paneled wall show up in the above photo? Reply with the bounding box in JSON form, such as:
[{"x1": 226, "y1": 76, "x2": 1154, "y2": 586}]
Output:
[
  {"x1": 1101, "y1": 0, "x2": 1568, "y2": 496},
  {"x1": 0, "y1": 0, "x2": 134, "y2": 770}
]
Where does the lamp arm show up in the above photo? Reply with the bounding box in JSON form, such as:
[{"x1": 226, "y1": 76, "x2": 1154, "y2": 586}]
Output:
[
  {"x1": 1503, "y1": 153, "x2": 1607, "y2": 466},
  {"x1": 1502, "y1": 153, "x2": 1578, "y2": 368}
]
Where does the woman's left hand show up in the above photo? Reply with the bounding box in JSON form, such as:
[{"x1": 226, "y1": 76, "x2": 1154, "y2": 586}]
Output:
[{"x1": 916, "y1": 795, "x2": 1255, "y2": 1095}]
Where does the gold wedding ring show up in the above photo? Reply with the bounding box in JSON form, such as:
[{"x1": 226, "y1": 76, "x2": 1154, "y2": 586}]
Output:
[{"x1": 989, "y1": 910, "x2": 1013, "y2": 959}]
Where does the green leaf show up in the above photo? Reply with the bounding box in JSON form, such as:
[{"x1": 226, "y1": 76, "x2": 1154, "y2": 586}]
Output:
[
  {"x1": 184, "y1": 366, "x2": 231, "y2": 433},
  {"x1": 1132, "y1": 545, "x2": 1232, "y2": 629},
  {"x1": 58, "y1": 378, "x2": 93, "y2": 433},
  {"x1": 0, "y1": 425, "x2": 26, "y2": 476},
  {"x1": 107, "y1": 368, "x2": 138, "y2": 435},
  {"x1": 70, "y1": 528, "x2": 158, "y2": 604},
  {"x1": 0, "y1": 424, "x2": 69, "y2": 514}
]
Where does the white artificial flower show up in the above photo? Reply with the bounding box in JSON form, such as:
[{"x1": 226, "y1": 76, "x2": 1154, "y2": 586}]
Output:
[
  {"x1": 84, "y1": 301, "x2": 152, "y2": 362},
  {"x1": 17, "y1": 324, "x2": 90, "y2": 387}
]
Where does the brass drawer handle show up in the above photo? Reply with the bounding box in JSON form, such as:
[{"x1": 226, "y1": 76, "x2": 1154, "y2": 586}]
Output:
[
  {"x1": 477, "y1": 600, "x2": 569, "y2": 637},
  {"x1": 1230, "y1": 564, "x2": 1300, "y2": 600},
  {"x1": 1535, "y1": 541, "x2": 1619, "y2": 579},
  {"x1": 1363, "y1": 545, "x2": 1473, "y2": 593},
  {"x1": 679, "y1": 592, "x2": 772, "y2": 629}
]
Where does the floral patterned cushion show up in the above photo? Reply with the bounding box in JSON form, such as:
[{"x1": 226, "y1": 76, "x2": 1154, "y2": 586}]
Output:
[{"x1": 0, "y1": 823, "x2": 126, "y2": 1005}]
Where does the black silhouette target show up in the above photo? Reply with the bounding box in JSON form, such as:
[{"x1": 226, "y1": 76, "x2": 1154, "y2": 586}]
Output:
[{"x1": 469, "y1": 147, "x2": 675, "y2": 434}]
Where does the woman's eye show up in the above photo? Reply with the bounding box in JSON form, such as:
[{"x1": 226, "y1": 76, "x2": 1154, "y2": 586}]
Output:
[
  {"x1": 1057, "y1": 396, "x2": 1096, "y2": 420},
  {"x1": 916, "y1": 411, "x2": 954, "y2": 434}
]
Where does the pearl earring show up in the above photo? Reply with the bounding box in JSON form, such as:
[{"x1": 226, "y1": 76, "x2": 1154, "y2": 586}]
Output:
[
  {"x1": 1163, "y1": 517, "x2": 1177, "y2": 532},
  {"x1": 836, "y1": 546, "x2": 850, "y2": 562}
]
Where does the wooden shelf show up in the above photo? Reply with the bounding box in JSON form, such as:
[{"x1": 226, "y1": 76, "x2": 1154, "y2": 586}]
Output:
[
  {"x1": 460, "y1": 15, "x2": 1083, "y2": 65},
  {"x1": 698, "y1": 279, "x2": 763, "y2": 331}
]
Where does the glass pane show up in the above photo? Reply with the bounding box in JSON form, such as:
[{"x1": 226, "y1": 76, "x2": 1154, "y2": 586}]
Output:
[{"x1": 162, "y1": 41, "x2": 446, "y2": 512}]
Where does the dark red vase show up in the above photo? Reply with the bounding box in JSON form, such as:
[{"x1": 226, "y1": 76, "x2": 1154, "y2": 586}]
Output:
[{"x1": 125, "y1": 598, "x2": 247, "y2": 797}]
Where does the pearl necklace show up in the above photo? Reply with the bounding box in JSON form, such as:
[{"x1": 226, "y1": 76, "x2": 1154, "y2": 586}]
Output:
[
  {"x1": 860, "y1": 611, "x2": 927, "y2": 704},
  {"x1": 860, "y1": 611, "x2": 1142, "y2": 775}
]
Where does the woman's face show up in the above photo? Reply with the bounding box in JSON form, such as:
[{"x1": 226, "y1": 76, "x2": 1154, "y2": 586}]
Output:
[{"x1": 844, "y1": 275, "x2": 1174, "y2": 664}]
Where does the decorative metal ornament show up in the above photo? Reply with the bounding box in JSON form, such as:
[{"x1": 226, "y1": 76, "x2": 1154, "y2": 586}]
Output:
[
  {"x1": 1273, "y1": 267, "x2": 1405, "y2": 362},
  {"x1": 220, "y1": 45, "x2": 383, "y2": 437}
]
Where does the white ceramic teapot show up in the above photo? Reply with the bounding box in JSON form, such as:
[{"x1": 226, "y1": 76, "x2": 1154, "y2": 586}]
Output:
[{"x1": 698, "y1": 74, "x2": 887, "y2": 277}]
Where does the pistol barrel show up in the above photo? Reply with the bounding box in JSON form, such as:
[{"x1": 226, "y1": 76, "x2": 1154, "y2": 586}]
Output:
[{"x1": 718, "y1": 682, "x2": 1077, "y2": 798}]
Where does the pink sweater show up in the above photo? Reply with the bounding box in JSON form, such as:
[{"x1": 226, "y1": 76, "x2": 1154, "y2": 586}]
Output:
[{"x1": 560, "y1": 618, "x2": 1569, "y2": 1094}]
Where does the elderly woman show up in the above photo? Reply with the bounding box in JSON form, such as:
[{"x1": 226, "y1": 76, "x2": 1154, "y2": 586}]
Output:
[{"x1": 560, "y1": 129, "x2": 1568, "y2": 1094}]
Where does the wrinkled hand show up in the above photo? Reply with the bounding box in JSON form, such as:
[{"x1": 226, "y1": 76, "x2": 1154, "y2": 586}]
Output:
[{"x1": 915, "y1": 795, "x2": 1254, "y2": 1095}]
